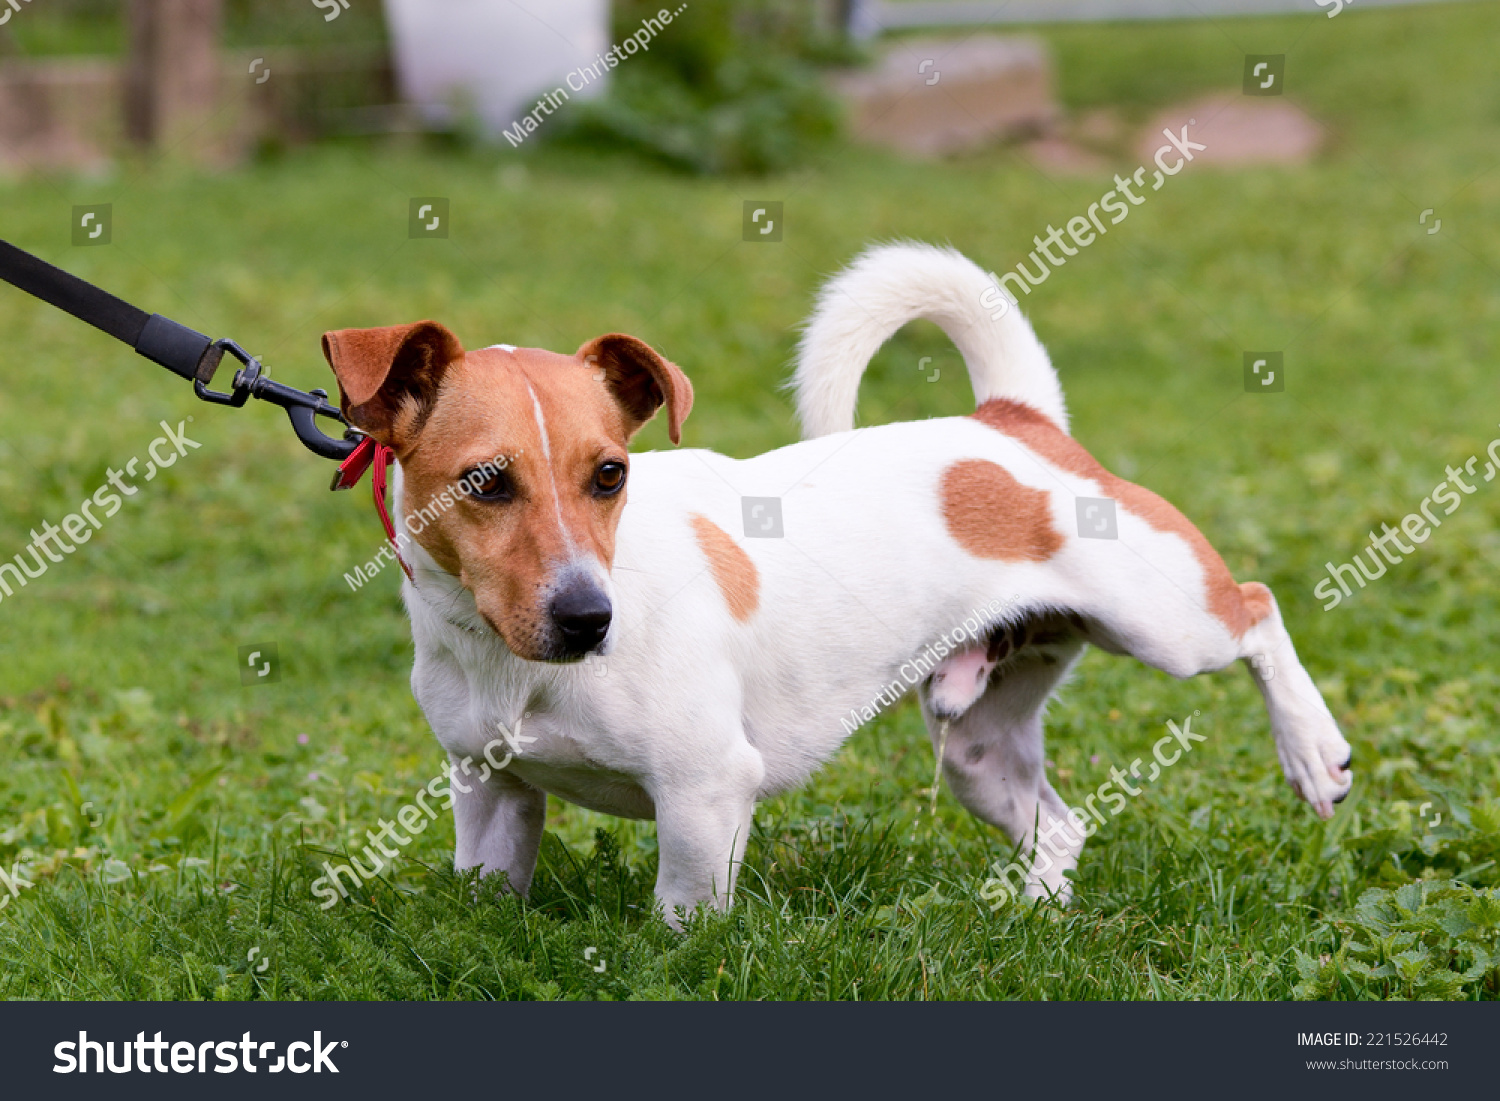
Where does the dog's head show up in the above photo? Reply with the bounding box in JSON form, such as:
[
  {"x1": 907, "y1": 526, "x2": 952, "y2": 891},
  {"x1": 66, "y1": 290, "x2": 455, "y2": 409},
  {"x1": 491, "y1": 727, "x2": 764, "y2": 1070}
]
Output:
[{"x1": 322, "y1": 321, "x2": 692, "y2": 661}]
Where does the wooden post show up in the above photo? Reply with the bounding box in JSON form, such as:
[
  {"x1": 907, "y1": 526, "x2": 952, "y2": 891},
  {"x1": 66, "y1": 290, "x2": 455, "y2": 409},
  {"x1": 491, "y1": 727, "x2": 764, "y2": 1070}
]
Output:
[{"x1": 124, "y1": 0, "x2": 223, "y2": 153}]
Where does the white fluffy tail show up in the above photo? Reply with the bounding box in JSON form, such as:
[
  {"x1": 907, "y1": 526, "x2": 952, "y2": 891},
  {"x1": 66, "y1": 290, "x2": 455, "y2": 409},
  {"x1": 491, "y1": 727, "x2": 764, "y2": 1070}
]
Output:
[{"x1": 793, "y1": 242, "x2": 1067, "y2": 438}]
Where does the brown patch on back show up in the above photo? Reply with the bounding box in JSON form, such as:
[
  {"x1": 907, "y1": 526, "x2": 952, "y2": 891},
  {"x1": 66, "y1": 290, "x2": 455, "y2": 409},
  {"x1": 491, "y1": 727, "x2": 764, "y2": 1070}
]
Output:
[
  {"x1": 690, "y1": 514, "x2": 760, "y2": 622},
  {"x1": 973, "y1": 399, "x2": 1256, "y2": 637},
  {"x1": 940, "y1": 459, "x2": 1064, "y2": 563}
]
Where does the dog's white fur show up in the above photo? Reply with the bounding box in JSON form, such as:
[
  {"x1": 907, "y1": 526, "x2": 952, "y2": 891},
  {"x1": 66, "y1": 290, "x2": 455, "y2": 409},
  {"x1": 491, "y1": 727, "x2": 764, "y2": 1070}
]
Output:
[{"x1": 397, "y1": 243, "x2": 1352, "y2": 921}]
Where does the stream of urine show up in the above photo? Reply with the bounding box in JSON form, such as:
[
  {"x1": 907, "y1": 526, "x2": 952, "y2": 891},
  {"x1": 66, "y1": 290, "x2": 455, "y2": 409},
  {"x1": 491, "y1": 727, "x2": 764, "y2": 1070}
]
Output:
[
  {"x1": 907, "y1": 718, "x2": 951, "y2": 860},
  {"x1": 930, "y1": 718, "x2": 951, "y2": 818}
]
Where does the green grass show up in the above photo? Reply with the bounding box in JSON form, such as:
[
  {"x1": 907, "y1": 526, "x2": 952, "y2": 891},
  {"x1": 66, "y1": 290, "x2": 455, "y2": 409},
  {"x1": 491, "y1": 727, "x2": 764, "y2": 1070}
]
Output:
[{"x1": 1, "y1": 3, "x2": 1498, "y2": 999}]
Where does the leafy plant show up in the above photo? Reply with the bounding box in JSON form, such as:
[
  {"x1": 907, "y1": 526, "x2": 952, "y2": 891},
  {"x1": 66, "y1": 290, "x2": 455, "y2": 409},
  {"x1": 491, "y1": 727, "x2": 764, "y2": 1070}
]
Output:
[
  {"x1": 1295, "y1": 880, "x2": 1500, "y2": 1000},
  {"x1": 556, "y1": 0, "x2": 850, "y2": 175},
  {"x1": 1340, "y1": 795, "x2": 1500, "y2": 889}
]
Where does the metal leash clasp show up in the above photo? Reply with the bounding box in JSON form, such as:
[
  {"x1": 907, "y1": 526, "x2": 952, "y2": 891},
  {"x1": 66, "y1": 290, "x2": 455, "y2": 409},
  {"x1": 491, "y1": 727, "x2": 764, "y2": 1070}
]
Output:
[
  {"x1": 192, "y1": 338, "x2": 254, "y2": 407},
  {"x1": 193, "y1": 339, "x2": 363, "y2": 462}
]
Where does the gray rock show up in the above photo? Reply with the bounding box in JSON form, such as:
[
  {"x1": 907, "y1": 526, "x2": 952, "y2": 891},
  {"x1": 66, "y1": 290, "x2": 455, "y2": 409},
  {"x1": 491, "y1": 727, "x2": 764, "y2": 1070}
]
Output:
[{"x1": 832, "y1": 36, "x2": 1059, "y2": 157}]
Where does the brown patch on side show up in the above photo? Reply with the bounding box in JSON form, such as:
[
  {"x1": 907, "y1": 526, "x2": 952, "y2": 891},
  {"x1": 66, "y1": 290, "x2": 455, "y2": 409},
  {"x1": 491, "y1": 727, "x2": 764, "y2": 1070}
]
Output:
[
  {"x1": 1239, "y1": 581, "x2": 1273, "y2": 625},
  {"x1": 940, "y1": 459, "x2": 1064, "y2": 563},
  {"x1": 690, "y1": 514, "x2": 759, "y2": 622},
  {"x1": 973, "y1": 399, "x2": 1256, "y2": 637}
]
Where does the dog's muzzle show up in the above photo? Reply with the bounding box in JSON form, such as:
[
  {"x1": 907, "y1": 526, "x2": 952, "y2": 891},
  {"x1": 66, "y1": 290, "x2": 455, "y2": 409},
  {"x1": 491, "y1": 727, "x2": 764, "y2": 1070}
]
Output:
[{"x1": 550, "y1": 581, "x2": 612, "y2": 656}]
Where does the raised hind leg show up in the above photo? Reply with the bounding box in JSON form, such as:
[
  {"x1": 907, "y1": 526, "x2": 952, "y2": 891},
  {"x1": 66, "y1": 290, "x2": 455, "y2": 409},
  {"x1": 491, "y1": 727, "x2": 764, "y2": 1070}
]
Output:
[
  {"x1": 922, "y1": 575, "x2": 1352, "y2": 916},
  {"x1": 1082, "y1": 574, "x2": 1354, "y2": 817},
  {"x1": 1236, "y1": 583, "x2": 1353, "y2": 817},
  {"x1": 921, "y1": 630, "x2": 1087, "y2": 904}
]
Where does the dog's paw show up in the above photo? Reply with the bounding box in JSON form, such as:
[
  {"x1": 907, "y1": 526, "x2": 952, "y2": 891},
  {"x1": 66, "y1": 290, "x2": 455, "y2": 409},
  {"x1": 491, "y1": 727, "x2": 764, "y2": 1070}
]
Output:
[
  {"x1": 1278, "y1": 721, "x2": 1353, "y2": 820},
  {"x1": 1024, "y1": 877, "x2": 1074, "y2": 908}
]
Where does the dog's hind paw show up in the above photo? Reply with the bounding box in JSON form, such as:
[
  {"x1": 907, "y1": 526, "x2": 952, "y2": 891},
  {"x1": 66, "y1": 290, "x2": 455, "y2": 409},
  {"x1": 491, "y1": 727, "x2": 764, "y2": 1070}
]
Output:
[{"x1": 1279, "y1": 722, "x2": 1354, "y2": 820}]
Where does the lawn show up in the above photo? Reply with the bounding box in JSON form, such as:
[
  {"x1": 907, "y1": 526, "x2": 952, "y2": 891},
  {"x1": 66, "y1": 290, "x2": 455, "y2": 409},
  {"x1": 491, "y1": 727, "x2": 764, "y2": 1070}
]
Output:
[{"x1": 0, "y1": 3, "x2": 1497, "y2": 1000}]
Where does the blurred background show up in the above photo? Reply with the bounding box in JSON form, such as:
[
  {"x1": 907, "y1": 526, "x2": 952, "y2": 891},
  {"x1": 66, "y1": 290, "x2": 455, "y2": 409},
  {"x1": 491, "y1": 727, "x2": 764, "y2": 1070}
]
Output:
[
  {"x1": 0, "y1": 0, "x2": 1495, "y2": 1000},
  {"x1": 0, "y1": 0, "x2": 854, "y2": 173}
]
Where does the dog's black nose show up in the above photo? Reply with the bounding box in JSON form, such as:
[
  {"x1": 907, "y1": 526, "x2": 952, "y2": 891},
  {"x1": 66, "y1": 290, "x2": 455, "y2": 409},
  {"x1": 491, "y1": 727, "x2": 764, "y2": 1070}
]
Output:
[{"x1": 550, "y1": 583, "x2": 612, "y2": 655}]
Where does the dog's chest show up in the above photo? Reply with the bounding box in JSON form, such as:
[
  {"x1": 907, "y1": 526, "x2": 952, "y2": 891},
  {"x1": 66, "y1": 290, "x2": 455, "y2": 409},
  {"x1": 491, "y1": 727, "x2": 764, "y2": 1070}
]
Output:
[
  {"x1": 412, "y1": 641, "x2": 656, "y2": 819},
  {"x1": 500, "y1": 721, "x2": 655, "y2": 820}
]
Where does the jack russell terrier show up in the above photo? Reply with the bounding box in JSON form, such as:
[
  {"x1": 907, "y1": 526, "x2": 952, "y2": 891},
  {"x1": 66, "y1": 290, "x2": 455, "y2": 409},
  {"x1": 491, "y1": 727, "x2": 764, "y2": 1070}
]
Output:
[{"x1": 321, "y1": 243, "x2": 1353, "y2": 923}]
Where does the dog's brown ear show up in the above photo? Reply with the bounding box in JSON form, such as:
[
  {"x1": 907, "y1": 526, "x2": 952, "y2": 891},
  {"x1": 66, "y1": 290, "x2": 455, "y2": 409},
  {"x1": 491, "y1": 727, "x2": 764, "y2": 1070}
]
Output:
[
  {"x1": 321, "y1": 321, "x2": 464, "y2": 446},
  {"x1": 577, "y1": 333, "x2": 693, "y2": 445}
]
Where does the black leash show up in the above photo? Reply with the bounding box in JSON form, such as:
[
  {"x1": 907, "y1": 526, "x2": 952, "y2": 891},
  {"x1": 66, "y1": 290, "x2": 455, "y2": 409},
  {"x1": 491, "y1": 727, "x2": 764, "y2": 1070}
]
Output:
[{"x1": 0, "y1": 239, "x2": 361, "y2": 462}]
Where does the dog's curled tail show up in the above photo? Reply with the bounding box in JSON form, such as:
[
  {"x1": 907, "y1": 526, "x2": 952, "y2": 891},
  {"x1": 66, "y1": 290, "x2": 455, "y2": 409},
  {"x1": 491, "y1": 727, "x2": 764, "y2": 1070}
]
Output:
[{"x1": 792, "y1": 242, "x2": 1067, "y2": 437}]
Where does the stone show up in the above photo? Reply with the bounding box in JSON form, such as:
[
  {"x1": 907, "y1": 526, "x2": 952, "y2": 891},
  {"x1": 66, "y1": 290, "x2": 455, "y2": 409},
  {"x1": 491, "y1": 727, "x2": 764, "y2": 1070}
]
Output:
[
  {"x1": 833, "y1": 35, "x2": 1058, "y2": 157},
  {"x1": 1019, "y1": 135, "x2": 1109, "y2": 175},
  {"x1": 1138, "y1": 95, "x2": 1324, "y2": 166}
]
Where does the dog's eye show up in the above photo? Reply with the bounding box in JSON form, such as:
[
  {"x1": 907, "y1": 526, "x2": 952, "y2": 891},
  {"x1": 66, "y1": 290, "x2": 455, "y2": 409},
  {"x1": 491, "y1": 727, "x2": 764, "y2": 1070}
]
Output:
[
  {"x1": 594, "y1": 461, "x2": 626, "y2": 496},
  {"x1": 463, "y1": 469, "x2": 512, "y2": 501}
]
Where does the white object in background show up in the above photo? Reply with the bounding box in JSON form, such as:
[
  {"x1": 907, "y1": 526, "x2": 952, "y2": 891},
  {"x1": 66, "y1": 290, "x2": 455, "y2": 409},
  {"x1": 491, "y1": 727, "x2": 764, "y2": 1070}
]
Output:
[{"x1": 382, "y1": 0, "x2": 610, "y2": 137}]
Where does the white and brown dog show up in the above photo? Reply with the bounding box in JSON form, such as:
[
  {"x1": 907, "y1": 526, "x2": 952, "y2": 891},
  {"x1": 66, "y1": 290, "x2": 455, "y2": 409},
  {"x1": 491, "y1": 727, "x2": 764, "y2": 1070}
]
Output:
[{"x1": 320, "y1": 243, "x2": 1352, "y2": 922}]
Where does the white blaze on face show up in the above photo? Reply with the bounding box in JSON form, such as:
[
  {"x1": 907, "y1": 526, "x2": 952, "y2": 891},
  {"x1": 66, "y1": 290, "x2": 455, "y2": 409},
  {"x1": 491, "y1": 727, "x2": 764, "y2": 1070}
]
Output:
[{"x1": 524, "y1": 380, "x2": 576, "y2": 555}]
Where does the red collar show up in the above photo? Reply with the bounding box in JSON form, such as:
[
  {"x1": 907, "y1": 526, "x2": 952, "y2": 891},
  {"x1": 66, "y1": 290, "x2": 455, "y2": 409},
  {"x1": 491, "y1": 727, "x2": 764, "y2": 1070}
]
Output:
[{"x1": 333, "y1": 436, "x2": 413, "y2": 581}]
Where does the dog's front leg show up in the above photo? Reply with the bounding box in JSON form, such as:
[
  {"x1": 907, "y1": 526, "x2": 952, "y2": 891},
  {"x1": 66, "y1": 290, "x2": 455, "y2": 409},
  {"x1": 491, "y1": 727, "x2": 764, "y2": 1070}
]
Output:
[
  {"x1": 449, "y1": 756, "x2": 547, "y2": 895},
  {"x1": 651, "y1": 744, "x2": 764, "y2": 929}
]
